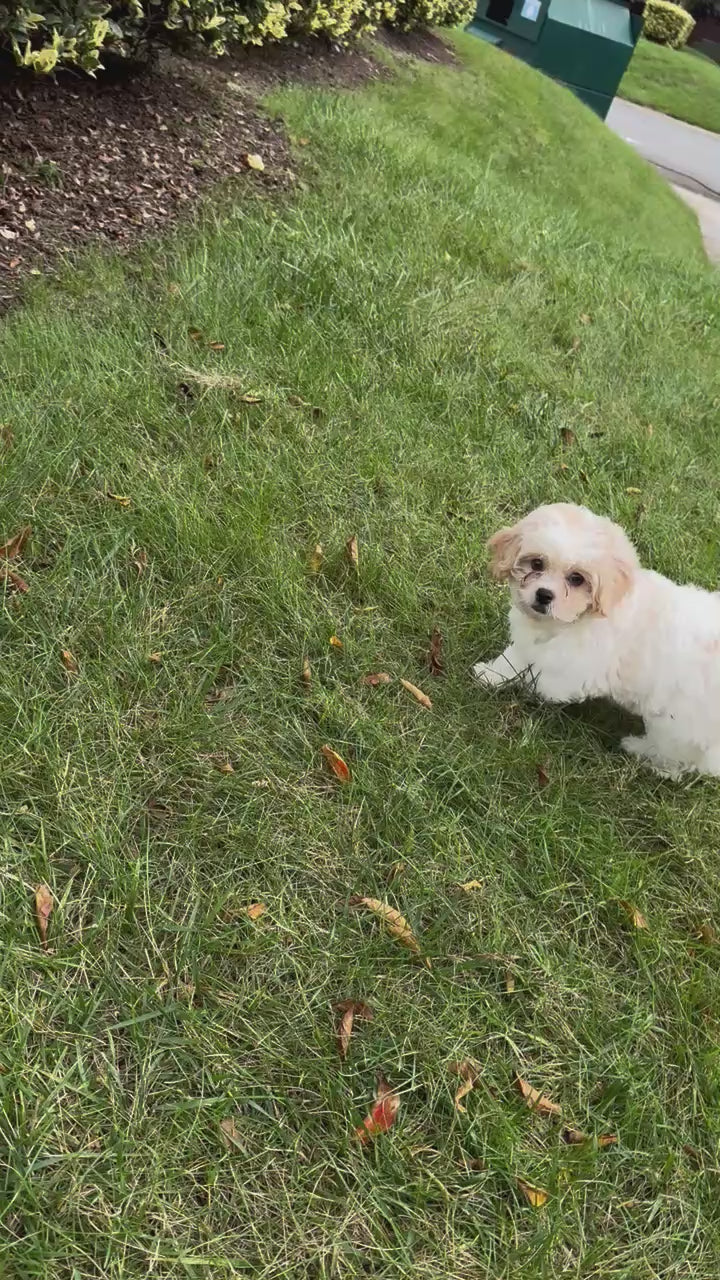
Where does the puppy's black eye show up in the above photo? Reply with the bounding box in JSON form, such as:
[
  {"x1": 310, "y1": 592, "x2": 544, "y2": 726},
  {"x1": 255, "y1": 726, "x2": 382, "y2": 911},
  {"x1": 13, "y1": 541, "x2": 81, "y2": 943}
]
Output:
[
  {"x1": 567, "y1": 572, "x2": 585, "y2": 588},
  {"x1": 530, "y1": 558, "x2": 544, "y2": 572}
]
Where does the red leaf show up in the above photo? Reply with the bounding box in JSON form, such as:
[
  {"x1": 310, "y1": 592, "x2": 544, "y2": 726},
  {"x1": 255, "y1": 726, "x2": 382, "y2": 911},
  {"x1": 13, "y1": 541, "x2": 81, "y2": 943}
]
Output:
[{"x1": 356, "y1": 1076, "x2": 400, "y2": 1143}]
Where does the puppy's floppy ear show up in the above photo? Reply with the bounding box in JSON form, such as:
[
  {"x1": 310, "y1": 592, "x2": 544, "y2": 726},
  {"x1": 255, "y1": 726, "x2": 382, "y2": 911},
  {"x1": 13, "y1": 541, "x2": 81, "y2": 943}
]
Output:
[
  {"x1": 591, "y1": 555, "x2": 635, "y2": 616},
  {"x1": 488, "y1": 524, "x2": 521, "y2": 580}
]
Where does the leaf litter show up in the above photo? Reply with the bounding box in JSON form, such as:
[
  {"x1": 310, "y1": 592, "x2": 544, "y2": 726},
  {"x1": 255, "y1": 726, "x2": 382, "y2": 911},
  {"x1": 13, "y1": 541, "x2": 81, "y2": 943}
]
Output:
[
  {"x1": 356, "y1": 1075, "x2": 400, "y2": 1143},
  {"x1": 349, "y1": 896, "x2": 430, "y2": 967},
  {"x1": 335, "y1": 1000, "x2": 372, "y2": 1060},
  {"x1": 34, "y1": 883, "x2": 54, "y2": 949},
  {"x1": 321, "y1": 745, "x2": 351, "y2": 782}
]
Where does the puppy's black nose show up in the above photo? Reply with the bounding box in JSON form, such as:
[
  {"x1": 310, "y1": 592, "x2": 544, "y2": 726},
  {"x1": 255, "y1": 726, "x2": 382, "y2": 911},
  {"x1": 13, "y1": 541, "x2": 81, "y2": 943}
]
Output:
[{"x1": 534, "y1": 587, "x2": 554, "y2": 609}]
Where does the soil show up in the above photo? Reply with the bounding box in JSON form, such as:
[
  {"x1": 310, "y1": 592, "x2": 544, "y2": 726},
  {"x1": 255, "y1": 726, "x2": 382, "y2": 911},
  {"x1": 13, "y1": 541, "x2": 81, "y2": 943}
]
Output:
[{"x1": 0, "y1": 29, "x2": 454, "y2": 311}]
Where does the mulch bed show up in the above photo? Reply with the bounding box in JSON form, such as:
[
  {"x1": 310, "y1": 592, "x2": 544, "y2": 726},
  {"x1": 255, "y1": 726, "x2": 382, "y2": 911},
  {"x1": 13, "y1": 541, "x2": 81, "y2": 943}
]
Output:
[{"x1": 0, "y1": 30, "x2": 453, "y2": 312}]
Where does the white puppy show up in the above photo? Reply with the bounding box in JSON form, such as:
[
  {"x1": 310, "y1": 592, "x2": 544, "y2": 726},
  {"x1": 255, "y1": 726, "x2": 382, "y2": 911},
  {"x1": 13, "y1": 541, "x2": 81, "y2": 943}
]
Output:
[{"x1": 473, "y1": 502, "x2": 720, "y2": 778}]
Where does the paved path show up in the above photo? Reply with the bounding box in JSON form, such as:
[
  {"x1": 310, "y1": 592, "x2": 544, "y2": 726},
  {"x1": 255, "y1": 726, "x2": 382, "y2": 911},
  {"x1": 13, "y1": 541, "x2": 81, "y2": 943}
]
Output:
[{"x1": 607, "y1": 98, "x2": 720, "y2": 261}]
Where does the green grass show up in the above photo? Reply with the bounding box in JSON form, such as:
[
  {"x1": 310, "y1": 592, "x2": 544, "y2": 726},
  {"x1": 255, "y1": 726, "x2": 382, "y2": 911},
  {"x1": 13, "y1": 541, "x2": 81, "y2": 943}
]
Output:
[
  {"x1": 620, "y1": 35, "x2": 720, "y2": 133},
  {"x1": 1, "y1": 30, "x2": 720, "y2": 1278}
]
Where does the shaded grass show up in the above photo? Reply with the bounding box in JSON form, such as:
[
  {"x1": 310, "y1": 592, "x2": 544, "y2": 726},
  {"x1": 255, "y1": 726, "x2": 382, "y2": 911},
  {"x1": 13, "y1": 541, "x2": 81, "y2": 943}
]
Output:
[
  {"x1": 620, "y1": 36, "x2": 720, "y2": 133},
  {"x1": 0, "y1": 30, "x2": 719, "y2": 1278}
]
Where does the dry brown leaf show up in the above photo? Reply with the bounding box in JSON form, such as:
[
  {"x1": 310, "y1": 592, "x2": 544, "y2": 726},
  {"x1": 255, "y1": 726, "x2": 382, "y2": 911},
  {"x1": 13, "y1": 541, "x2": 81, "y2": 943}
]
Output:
[
  {"x1": 617, "y1": 900, "x2": 648, "y2": 930},
  {"x1": 516, "y1": 1178, "x2": 549, "y2": 1208},
  {"x1": 188, "y1": 327, "x2": 203, "y2": 342},
  {"x1": 597, "y1": 1134, "x2": 618, "y2": 1149},
  {"x1": 559, "y1": 427, "x2": 575, "y2": 446},
  {"x1": 449, "y1": 1060, "x2": 479, "y2": 1113},
  {"x1": 355, "y1": 1075, "x2": 400, "y2": 1143},
  {"x1": 60, "y1": 648, "x2": 78, "y2": 675},
  {"x1": 346, "y1": 535, "x2": 359, "y2": 571},
  {"x1": 335, "y1": 999, "x2": 372, "y2": 1060},
  {"x1": 579, "y1": 313, "x2": 592, "y2": 325},
  {"x1": 220, "y1": 1117, "x2": 243, "y2": 1149},
  {"x1": 215, "y1": 760, "x2": 234, "y2": 774},
  {"x1": 361, "y1": 672, "x2": 392, "y2": 687},
  {"x1": 428, "y1": 628, "x2": 444, "y2": 677},
  {"x1": 561, "y1": 1127, "x2": 587, "y2": 1145},
  {"x1": 329, "y1": 635, "x2": 343, "y2": 650},
  {"x1": 515, "y1": 1076, "x2": 562, "y2": 1118},
  {"x1": 107, "y1": 493, "x2": 131, "y2": 507},
  {"x1": 0, "y1": 525, "x2": 31, "y2": 561},
  {"x1": 301, "y1": 657, "x2": 312, "y2": 688},
  {"x1": 321, "y1": 745, "x2": 351, "y2": 782},
  {"x1": 298, "y1": 137, "x2": 310, "y2": 146},
  {"x1": 239, "y1": 393, "x2": 262, "y2": 404},
  {"x1": 696, "y1": 922, "x2": 717, "y2": 945},
  {"x1": 537, "y1": 764, "x2": 550, "y2": 789},
  {"x1": 308, "y1": 543, "x2": 324, "y2": 573},
  {"x1": 243, "y1": 152, "x2": 265, "y2": 171},
  {"x1": 246, "y1": 902, "x2": 267, "y2": 921},
  {"x1": 459, "y1": 880, "x2": 483, "y2": 893},
  {"x1": 148, "y1": 652, "x2": 162, "y2": 664},
  {"x1": 349, "y1": 896, "x2": 429, "y2": 965},
  {"x1": 683, "y1": 1143, "x2": 701, "y2": 1167},
  {"x1": 34, "y1": 883, "x2": 54, "y2": 949},
  {"x1": 133, "y1": 548, "x2": 148, "y2": 576},
  {"x1": 504, "y1": 970, "x2": 516, "y2": 994},
  {"x1": 400, "y1": 678, "x2": 432, "y2": 710},
  {"x1": 208, "y1": 341, "x2": 225, "y2": 351},
  {"x1": 288, "y1": 395, "x2": 311, "y2": 408},
  {"x1": 0, "y1": 568, "x2": 28, "y2": 593}
]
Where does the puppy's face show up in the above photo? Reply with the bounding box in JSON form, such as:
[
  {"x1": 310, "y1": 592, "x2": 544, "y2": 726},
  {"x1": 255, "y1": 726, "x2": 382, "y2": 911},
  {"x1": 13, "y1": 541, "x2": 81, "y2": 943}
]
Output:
[{"x1": 488, "y1": 503, "x2": 638, "y2": 625}]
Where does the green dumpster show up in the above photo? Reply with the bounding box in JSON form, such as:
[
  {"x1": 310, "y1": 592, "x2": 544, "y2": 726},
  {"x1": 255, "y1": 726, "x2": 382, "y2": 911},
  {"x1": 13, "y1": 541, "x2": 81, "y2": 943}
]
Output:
[{"x1": 467, "y1": 0, "x2": 646, "y2": 119}]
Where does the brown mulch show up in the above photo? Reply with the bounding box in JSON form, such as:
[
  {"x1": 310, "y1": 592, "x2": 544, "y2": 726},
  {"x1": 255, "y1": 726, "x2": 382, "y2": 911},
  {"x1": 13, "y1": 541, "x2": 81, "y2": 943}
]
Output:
[{"x1": 0, "y1": 30, "x2": 454, "y2": 311}]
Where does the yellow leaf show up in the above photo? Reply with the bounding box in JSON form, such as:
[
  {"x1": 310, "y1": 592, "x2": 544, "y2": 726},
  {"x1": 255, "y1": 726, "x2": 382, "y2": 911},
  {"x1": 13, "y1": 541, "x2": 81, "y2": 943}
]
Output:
[
  {"x1": 617, "y1": 900, "x2": 648, "y2": 930},
  {"x1": 626, "y1": 487, "x2": 642, "y2": 495},
  {"x1": 148, "y1": 652, "x2": 162, "y2": 664},
  {"x1": 515, "y1": 1075, "x2": 562, "y2": 1118},
  {"x1": 243, "y1": 153, "x2": 265, "y2": 171},
  {"x1": 346, "y1": 534, "x2": 359, "y2": 570},
  {"x1": 361, "y1": 672, "x2": 392, "y2": 686},
  {"x1": 459, "y1": 879, "x2": 483, "y2": 893},
  {"x1": 246, "y1": 902, "x2": 266, "y2": 920},
  {"x1": 220, "y1": 1117, "x2": 243, "y2": 1149},
  {"x1": 400, "y1": 678, "x2": 432, "y2": 709},
  {"x1": 329, "y1": 635, "x2": 343, "y2": 650},
  {"x1": 504, "y1": 970, "x2": 516, "y2": 993},
  {"x1": 215, "y1": 760, "x2": 234, "y2": 774},
  {"x1": 107, "y1": 492, "x2": 131, "y2": 507},
  {"x1": 301, "y1": 657, "x2": 312, "y2": 688},
  {"x1": 309, "y1": 543, "x2": 324, "y2": 573},
  {"x1": 349, "y1": 896, "x2": 430, "y2": 966},
  {"x1": 516, "y1": 1178, "x2": 549, "y2": 1208}
]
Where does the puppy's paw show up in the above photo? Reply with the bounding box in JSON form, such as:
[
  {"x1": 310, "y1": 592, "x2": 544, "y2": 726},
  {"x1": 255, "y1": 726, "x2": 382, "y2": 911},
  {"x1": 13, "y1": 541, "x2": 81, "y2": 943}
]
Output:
[
  {"x1": 621, "y1": 734, "x2": 646, "y2": 758},
  {"x1": 471, "y1": 661, "x2": 503, "y2": 688}
]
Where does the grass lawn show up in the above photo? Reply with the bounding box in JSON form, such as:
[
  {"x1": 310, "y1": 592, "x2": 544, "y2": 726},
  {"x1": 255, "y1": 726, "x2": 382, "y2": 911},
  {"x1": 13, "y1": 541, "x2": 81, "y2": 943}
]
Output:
[
  {"x1": 620, "y1": 35, "x2": 720, "y2": 133},
  {"x1": 2, "y1": 30, "x2": 720, "y2": 1278}
]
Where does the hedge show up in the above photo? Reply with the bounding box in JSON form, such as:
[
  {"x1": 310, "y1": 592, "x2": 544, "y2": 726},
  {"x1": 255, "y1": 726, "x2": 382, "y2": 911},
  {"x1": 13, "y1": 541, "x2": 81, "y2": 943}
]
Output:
[
  {"x1": 642, "y1": 0, "x2": 696, "y2": 47},
  {"x1": 0, "y1": 0, "x2": 475, "y2": 74}
]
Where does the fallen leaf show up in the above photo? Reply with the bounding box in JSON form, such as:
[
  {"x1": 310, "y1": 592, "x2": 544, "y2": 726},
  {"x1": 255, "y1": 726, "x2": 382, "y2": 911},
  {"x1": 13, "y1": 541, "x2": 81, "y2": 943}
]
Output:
[
  {"x1": 239, "y1": 393, "x2": 262, "y2": 404},
  {"x1": 683, "y1": 1143, "x2": 701, "y2": 1167},
  {"x1": 0, "y1": 227, "x2": 17, "y2": 240},
  {"x1": 321, "y1": 745, "x2": 351, "y2": 782},
  {"x1": 579, "y1": 313, "x2": 592, "y2": 325},
  {"x1": 298, "y1": 137, "x2": 310, "y2": 146},
  {"x1": 386, "y1": 861, "x2": 405, "y2": 883},
  {"x1": 597, "y1": 1134, "x2": 619, "y2": 1149},
  {"x1": 579, "y1": 469, "x2": 589, "y2": 484},
  {"x1": 0, "y1": 569, "x2": 28, "y2": 593},
  {"x1": 60, "y1": 649, "x2": 78, "y2": 675},
  {"x1": 361, "y1": 672, "x2": 392, "y2": 687},
  {"x1": 8, "y1": 258, "x2": 20, "y2": 270},
  {"x1": 25, "y1": 218, "x2": 36, "y2": 232},
  {"x1": 428, "y1": 628, "x2": 444, "y2": 676},
  {"x1": 449, "y1": 1060, "x2": 479, "y2": 1113},
  {"x1": 288, "y1": 395, "x2": 311, "y2": 408},
  {"x1": 356, "y1": 1075, "x2": 400, "y2": 1143},
  {"x1": 188, "y1": 327, "x2": 203, "y2": 342},
  {"x1": 515, "y1": 1076, "x2": 562, "y2": 1118},
  {"x1": 335, "y1": 999, "x2": 373, "y2": 1060},
  {"x1": 504, "y1": 970, "x2": 516, "y2": 993},
  {"x1": 696, "y1": 922, "x2": 717, "y2": 945},
  {"x1": 220, "y1": 1117, "x2": 243, "y2": 1149},
  {"x1": 0, "y1": 525, "x2": 31, "y2": 561},
  {"x1": 208, "y1": 341, "x2": 225, "y2": 351},
  {"x1": 215, "y1": 760, "x2": 234, "y2": 774},
  {"x1": 329, "y1": 635, "x2": 343, "y2": 650},
  {"x1": 346, "y1": 534, "x2": 359, "y2": 571},
  {"x1": 570, "y1": 337, "x2": 581, "y2": 352},
  {"x1": 309, "y1": 543, "x2": 324, "y2": 572},
  {"x1": 246, "y1": 902, "x2": 267, "y2": 920},
  {"x1": 459, "y1": 880, "x2": 483, "y2": 893},
  {"x1": 400, "y1": 678, "x2": 432, "y2": 710},
  {"x1": 148, "y1": 652, "x2": 162, "y2": 664},
  {"x1": 349, "y1": 896, "x2": 429, "y2": 965},
  {"x1": 301, "y1": 657, "x2": 312, "y2": 688},
  {"x1": 34, "y1": 883, "x2": 53, "y2": 949},
  {"x1": 516, "y1": 1178, "x2": 549, "y2": 1208},
  {"x1": 617, "y1": 900, "x2": 648, "y2": 930},
  {"x1": 626, "y1": 487, "x2": 642, "y2": 495},
  {"x1": 561, "y1": 1127, "x2": 587, "y2": 1145},
  {"x1": 133, "y1": 548, "x2": 148, "y2": 576},
  {"x1": 107, "y1": 493, "x2": 131, "y2": 507},
  {"x1": 537, "y1": 764, "x2": 550, "y2": 789},
  {"x1": 243, "y1": 153, "x2": 265, "y2": 172}
]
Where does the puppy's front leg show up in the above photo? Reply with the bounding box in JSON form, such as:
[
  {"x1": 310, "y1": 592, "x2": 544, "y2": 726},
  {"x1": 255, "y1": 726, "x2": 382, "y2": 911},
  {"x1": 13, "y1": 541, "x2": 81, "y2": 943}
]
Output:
[{"x1": 472, "y1": 645, "x2": 529, "y2": 688}]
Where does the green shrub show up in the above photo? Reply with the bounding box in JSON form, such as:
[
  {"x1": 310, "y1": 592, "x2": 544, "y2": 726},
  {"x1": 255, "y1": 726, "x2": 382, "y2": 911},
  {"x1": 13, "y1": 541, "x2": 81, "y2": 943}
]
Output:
[
  {"x1": 642, "y1": 0, "x2": 696, "y2": 47},
  {"x1": 0, "y1": 0, "x2": 468, "y2": 74}
]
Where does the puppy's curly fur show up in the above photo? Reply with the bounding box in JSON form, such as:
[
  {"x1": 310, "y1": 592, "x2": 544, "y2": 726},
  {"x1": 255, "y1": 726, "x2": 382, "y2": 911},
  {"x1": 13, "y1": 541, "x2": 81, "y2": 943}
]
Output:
[{"x1": 473, "y1": 502, "x2": 720, "y2": 778}]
